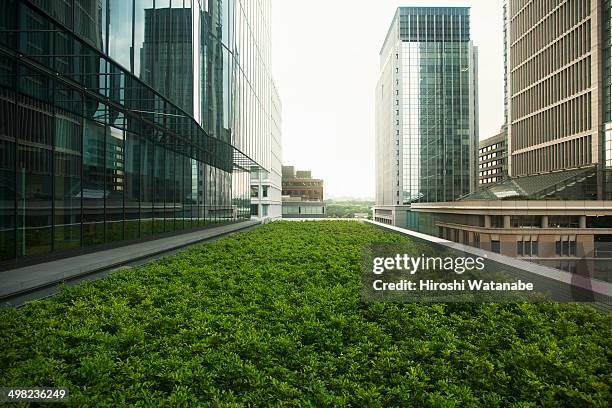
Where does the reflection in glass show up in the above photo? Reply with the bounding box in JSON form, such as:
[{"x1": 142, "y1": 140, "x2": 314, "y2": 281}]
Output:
[
  {"x1": 401, "y1": 37, "x2": 472, "y2": 203},
  {"x1": 153, "y1": 142, "x2": 165, "y2": 234},
  {"x1": 83, "y1": 119, "x2": 106, "y2": 245},
  {"x1": 54, "y1": 110, "x2": 82, "y2": 250},
  {"x1": 17, "y1": 145, "x2": 53, "y2": 256},
  {"x1": 0, "y1": 0, "x2": 17, "y2": 49},
  {"x1": 108, "y1": 0, "x2": 133, "y2": 70},
  {"x1": 0, "y1": 94, "x2": 15, "y2": 259},
  {"x1": 140, "y1": 4, "x2": 194, "y2": 114},
  {"x1": 141, "y1": 134, "x2": 154, "y2": 236},
  {"x1": 74, "y1": 0, "x2": 106, "y2": 52},
  {"x1": 134, "y1": 0, "x2": 154, "y2": 80},
  {"x1": 105, "y1": 126, "x2": 124, "y2": 242},
  {"x1": 165, "y1": 149, "x2": 176, "y2": 232},
  {"x1": 0, "y1": 0, "x2": 269, "y2": 263},
  {"x1": 174, "y1": 152, "x2": 184, "y2": 231},
  {"x1": 125, "y1": 132, "x2": 141, "y2": 240}
]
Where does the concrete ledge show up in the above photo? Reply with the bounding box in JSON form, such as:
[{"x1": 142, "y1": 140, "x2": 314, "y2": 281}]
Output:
[{"x1": 0, "y1": 220, "x2": 260, "y2": 300}]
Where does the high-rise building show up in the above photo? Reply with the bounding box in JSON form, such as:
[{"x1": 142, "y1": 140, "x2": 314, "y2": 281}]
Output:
[
  {"x1": 478, "y1": 128, "x2": 508, "y2": 188},
  {"x1": 505, "y1": 0, "x2": 611, "y2": 199},
  {"x1": 391, "y1": 1, "x2": 612, "y2": 273},
  {"x1": 0, "y1": 0, "x2": 280, "y2": 266},
  {"x1": 604, "y1": 0, "x2": 612, "y2": 178},
  {"x1": 374, "y1": 7, "x2": 479, "y2": 226}
]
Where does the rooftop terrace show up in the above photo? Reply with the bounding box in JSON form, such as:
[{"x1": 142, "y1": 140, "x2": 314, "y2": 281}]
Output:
[{"x1": 1, "y1": 221, "x2": 610, "y2": 405}]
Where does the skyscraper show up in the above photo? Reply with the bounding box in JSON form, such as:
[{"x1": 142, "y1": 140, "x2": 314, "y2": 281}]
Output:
[
  {"x1": 505, "y1": 0, "x2": 611, "y2": 199},
  {"x1": 390, "y1": 1, "x2": 612, "y2": 270},
  {"x1": 375, "y1": 7, "x2": 478, "y2": 225},
  {"x1": 0, "y1": 0, "x2": 280, "y2": 265}
]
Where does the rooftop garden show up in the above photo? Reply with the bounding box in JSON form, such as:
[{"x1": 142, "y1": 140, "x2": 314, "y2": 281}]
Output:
[{"x1": 1, "y1": 221, "x2": 610, "y2": 406}]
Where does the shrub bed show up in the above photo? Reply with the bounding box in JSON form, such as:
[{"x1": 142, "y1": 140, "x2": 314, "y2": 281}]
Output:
[{"x1": 1, "y1": 221, "x2": 610, "y2": 406}]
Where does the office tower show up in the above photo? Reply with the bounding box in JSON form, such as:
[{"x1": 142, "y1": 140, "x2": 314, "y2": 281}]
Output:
[
  {"x1": 375, "y1": 7, "x2": 478, "y2": 226},
  {"x1": 390, "y1": 1, "x2": 612, "y2": 270},
  {"x1": 0, "y1": 0, "x2": 280, "y2": 265},
  {"x1": 478, "y1": 128, "x2": 508, "y2": 188},
  {"x1": 506, "y1": 0, "x2": 611, "y2": 199}
]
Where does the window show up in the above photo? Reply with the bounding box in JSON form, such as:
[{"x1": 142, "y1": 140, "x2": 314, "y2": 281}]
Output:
[
  {"x1": 75, "y1": 0, "x2": 107, "y2": 52},
  {"x1": 83, "y1": 118, "x2": 106, "y2": 246},
  {"x1": 262, "y1": 186, "x2": 268, "y2": 198},
  {"x1": 549, "y1": 215, "x2": 579, "y2": 228},
  {"x1": 491, "y1": 240, "x2": 500, "y2": 254},
  {"x1": 511, "y1": 215, "x2": 541, "y2": 228},
  {"x1": 54, "y1": 110, "x2": 82, "y2": 250},
  {"x1": 517, "y1": 239, "x2": 538, "y2": 257},
  {"x1": 556, "y1": 237, "x2": 577, "y2": 256},
  {"x1": 491, "y1": 216, "x2": 504, "y2": 228},
  {"x1": 108, "y1": 0, "x2": 133, "y2": 70},
  {"x1": 105, "y1": 127, "x2": 125, "y2": 241}
]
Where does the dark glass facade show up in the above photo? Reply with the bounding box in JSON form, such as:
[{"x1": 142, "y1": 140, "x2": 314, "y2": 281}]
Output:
[
  {"x1": 0, "y1": 0, "x2": 269, "y2": 264},
  {"x1": 399, "y1": 8, "x2": 476, "y2": 203},
  {"x1": 375, "y1": 7, "x2": 477, "y2": 208}
]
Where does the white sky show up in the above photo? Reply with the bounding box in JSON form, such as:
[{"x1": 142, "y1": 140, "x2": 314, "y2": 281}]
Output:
[{"x1": 272, "y1": 0, "x2": 505, "y2": 199}]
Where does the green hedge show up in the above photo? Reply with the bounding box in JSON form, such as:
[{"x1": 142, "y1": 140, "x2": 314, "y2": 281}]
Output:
[{"x1": 1, "y1": 221, "x2": 610, "y2": 406}]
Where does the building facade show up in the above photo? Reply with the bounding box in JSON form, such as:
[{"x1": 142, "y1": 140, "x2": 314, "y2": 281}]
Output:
[
  {"x1": 0, "y1": 0, "x2": 279, "y2": 267},
  {"x1": 250, "y1": 82, "x2": 282, "y2": 221},
  {"x1": 386, "y1": 1, "x2": 612, "y2": 274},
  {"x1": 404, "y1": 201, "x2": 612, "y2": 276},
  {"x1": 375, "y1": 7, "x2": 478, "y2": 224},
  {"x1": 506, "y1": 0, "x2": 611, "y2": 199},
  {"x1": 478, "y1": 128, "x2": 508, "y2": 188},
  {"x1": 281, "y1": 166, "x2": 325, "y2": 218}
]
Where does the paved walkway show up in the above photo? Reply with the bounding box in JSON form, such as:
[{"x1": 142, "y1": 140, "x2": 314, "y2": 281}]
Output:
[{"x1": 0, "y1": 220, "x2": 260, "y2": 301}]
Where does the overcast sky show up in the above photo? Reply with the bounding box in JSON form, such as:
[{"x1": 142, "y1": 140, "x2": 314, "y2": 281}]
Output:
[{"x1": 271, "y1": 0, "x2": 504, "y2": 199}]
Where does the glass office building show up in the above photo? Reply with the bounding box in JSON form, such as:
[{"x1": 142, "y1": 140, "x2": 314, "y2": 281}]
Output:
[
  {"x1": 0, "y1": 0, "x2": 277, "y2": 264},
  {"x1": 375, "y1": 7, "x2": 478, "y2": 208}
]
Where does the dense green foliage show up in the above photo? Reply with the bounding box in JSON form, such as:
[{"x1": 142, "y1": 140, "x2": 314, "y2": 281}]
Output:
[
  {"x1": 1, "y1": 221, "x2": 610, "y2": 406},
  {"x1": 325, "y1": 200, "x2": 373, "y2": 218}
]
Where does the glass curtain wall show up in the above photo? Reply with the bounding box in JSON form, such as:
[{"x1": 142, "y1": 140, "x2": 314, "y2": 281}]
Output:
[
  {"x1": 399, "y1": 8, "x2": 473, "y2": 204},
  {"x1": 0, "y1": 0, "x2": 256, "y2": 263}
]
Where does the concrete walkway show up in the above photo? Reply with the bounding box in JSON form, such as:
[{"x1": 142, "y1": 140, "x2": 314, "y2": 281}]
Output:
[{"x1": 0, "y1": 220, "x2": 260, "y2": 301}]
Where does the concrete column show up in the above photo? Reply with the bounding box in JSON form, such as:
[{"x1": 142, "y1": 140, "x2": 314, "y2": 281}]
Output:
[
  {"x1": 577, "y1": 235, "x2": 594, "y2": 257},
  {"x1": 541, "y1": 215, "x2": 549, "y2": 228},
  {"x1": 480, "y1": 234, "x2": 491, "y2": 251},
  {"x1": 503, "y1": 215, "x2": 511, "y2": 229},
  {"x1": 579, "y1": 216, "x2": 587, "y2": 229},
  {"x1": 538, "y1": 235, "x2": 556, "y2": 257},
  {"x1": 501, "y1": 235, "x2": 516, "y2": 257},
  {"x1": 484, "y1": 215, "x2": 491, "y2": 228}
]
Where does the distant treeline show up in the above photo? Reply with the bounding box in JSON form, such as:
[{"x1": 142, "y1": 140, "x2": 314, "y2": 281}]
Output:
[{"x1": 325, "y1": 200, "x2": 373, "y2": 218}]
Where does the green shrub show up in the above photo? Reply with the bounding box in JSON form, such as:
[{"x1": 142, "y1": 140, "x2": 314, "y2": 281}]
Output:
[{"x1": 0, "y1": 221, "x2": 610, "y2": 407}]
